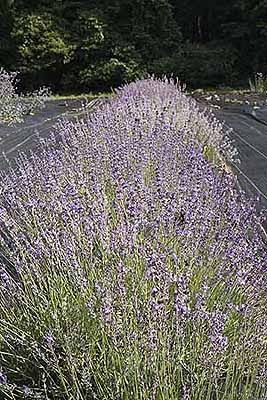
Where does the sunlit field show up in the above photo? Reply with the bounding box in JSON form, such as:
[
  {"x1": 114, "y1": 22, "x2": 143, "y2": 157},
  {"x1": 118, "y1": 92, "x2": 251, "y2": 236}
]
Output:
[{"x1": 0, "y1": 78, "x2": 266, "y2": 399}]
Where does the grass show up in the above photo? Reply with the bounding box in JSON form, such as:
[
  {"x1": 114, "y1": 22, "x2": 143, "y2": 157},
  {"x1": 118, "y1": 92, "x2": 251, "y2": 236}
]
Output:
[{"x1": 50, "y1": 92, "x2": 114, "y2": 100}]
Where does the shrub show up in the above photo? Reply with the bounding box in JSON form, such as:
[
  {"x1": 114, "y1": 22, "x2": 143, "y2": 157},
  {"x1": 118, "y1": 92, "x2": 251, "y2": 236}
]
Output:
[
  {"x1": 147, "y1": 43, "x2": 239, "y2": 89},
  {"x1": 79, "y1": 46, "x2": 145, "y2": 91},
  {"x1": 148, "y1": 55, "x2": 181, "y2": 78},
  {"x1": 0, "y1": 68, "x2": 50, "y2": 124},
  {"x1": 249, "y1": 72, "x2": 267, "y2": 93},
  {"x1": 0, "y1": 78, "x2": 266, "y2": 399},
  {"x1": 178, "y1": 42, "x2": 239, "y2": 88}
]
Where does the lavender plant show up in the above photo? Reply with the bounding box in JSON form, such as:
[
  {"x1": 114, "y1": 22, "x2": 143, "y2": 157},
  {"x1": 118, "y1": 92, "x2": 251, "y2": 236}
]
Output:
[
  {"x1": 249, "y1": 72, "x2": 267, "y2": 94},
  {"x1": 0, "y1": 68, "x2": 50, "y2": 124},
  {"x1": 0, "y1": 77, "x2": 266, "y2": 399}
]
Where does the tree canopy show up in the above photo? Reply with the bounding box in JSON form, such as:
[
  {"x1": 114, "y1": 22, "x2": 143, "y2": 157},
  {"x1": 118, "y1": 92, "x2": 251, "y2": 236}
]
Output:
[{"x1": 0, "y1": 0, "x2": 266, "y2": 92}]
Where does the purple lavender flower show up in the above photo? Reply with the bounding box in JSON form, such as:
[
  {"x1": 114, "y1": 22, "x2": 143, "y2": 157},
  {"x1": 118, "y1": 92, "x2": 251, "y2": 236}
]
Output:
[
  {"x1": 0, "y1": 368, "x2": 7, "y2": 385},
  {"x1": 0, "y1": 77, "x2": 266, "y2": 398},
  {"x1": 22, "y1": 385, "x2": 34, "y2": 396},
  {"x1": 43, "y1": 330, "x2": 54, "y2": 348}
]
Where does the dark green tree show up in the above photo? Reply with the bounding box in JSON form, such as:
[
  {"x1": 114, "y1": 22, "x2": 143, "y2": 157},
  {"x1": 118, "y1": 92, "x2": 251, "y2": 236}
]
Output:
[{"x1": 1, "y1": 0, "x2": 266, "y2": 91}]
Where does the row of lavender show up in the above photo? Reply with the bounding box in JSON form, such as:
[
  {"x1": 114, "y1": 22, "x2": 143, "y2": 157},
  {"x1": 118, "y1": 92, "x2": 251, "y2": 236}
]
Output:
[{"x1": 0, "y1": 78, "x2": 266, "y2": 399}]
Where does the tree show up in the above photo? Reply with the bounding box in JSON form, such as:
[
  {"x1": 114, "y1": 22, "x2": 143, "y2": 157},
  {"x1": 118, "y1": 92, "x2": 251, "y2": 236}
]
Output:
[
  {"x1": 2, "y1": 0, "x2": 266, "y2": 91},
  {"x1": 0, "y1": 0, "x2": 14, "y2": 14},
  {"x1": 0, "y1": 0, "x2": 15, "y2": 69},
  {"x1": 11, "y1": 12, "x2": 73, "y2": 89}
]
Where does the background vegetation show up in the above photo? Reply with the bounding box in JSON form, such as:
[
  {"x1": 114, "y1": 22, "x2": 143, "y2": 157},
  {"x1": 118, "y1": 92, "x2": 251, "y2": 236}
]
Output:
[{"x1": 0, "y1": 0, "x2": 267, "y2": 93}]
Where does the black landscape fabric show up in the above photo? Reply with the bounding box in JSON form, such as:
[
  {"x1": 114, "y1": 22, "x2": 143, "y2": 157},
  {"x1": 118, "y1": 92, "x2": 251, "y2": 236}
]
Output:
[{"x1": 1, "y1": 98, "x2": 267, "y2": 225}]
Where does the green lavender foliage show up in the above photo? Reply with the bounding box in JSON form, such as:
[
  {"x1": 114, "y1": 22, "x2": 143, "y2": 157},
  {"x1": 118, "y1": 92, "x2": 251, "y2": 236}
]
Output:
[{"x1": 0, "y1": 78, "x2": 266, "y2": 399}]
